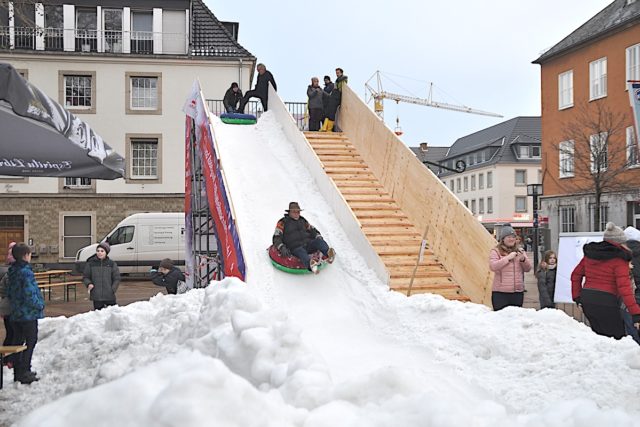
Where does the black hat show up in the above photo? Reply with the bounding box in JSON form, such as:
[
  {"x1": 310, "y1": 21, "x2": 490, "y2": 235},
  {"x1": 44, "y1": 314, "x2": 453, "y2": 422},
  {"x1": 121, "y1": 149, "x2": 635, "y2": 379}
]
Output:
[
  {"x1": 286, "y1": 202, "x2": 302, "y2": 212},
  {"x1": 159, "y1": 258, "x2": 174, "y2": 270},
  {"x1": 324, "y1": 75, "x2": 331, "y2": 81}
]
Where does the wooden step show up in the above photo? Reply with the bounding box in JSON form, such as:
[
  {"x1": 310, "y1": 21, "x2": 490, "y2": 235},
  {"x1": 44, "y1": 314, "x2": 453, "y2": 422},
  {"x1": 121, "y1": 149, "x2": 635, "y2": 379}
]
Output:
[
  {"x1": 354, "y1": 211, "x2": 407, "y2": 219},
  {"x1": 390, "y1": 277, "x2": 455, "y2": 287},
  {"x1": 349, "y1": 201, "x2": 400, "y2": 210},
  {"x1": 389, "y1": 269, "x2": 451, "y2": 279},
  {"x1": 333, "y1": 182, "x2": 383, "y2": 189},
  {"x1": 363, "y1": 227, "x2": 421, "y2": 237},
  {"x1": 344, "y1": 195, "x2": 396, "y2": 202},
  {"x1": 330, "y1": 174, "x2": 377, "y2": 181},
  {"x1": 325, "y1": 167, "x2": 372, "y2": 174},
  {"x1": 316, "y1": 155, "x2": 363, "y2": 162}
]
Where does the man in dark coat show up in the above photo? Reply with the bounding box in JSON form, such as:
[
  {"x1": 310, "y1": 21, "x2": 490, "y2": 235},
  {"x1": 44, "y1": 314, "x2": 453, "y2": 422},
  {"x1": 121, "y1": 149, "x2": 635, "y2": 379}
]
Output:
[
  {"x1": 273, "y1": 202, "x2": 335, "y2": 273},
  {"x1": 238, "y1": 63, "x2": 277, "y2": 113},
  {"x1": 307, "y1": 77, "x2": 324, "y2": 131},
  {"x1": 321, "y1": 88, "x2": 341, "y2": 132},
  {"x1": 151, "y1": 258, "x2": 185, "y2": 295},
  {"x1": 223, "y1": 82, "x2": 243, "y2": 113}
]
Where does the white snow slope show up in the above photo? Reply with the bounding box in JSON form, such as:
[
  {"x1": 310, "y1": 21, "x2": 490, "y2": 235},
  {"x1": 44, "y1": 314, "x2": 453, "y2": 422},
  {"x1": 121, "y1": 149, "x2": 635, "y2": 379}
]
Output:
[{"x1": 2, "y1": 112, "x2": 640, "y2": 427}]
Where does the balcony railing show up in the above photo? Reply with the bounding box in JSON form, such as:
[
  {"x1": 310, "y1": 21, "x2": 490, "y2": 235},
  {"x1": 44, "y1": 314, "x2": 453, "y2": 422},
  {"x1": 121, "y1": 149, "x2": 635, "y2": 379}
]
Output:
[
  {"x1": 206, "y1": 99, "x2": 307, "y2": 131},
  {"x1": 0, "y1": 26, "x2": 187, "y2": 54}
]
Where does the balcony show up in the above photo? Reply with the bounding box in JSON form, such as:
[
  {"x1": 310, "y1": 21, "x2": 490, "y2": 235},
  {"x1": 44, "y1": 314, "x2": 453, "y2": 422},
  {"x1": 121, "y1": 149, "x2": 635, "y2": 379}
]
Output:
[{"x1": 0, "y1": 26, "x2": 186, "y2": 55}]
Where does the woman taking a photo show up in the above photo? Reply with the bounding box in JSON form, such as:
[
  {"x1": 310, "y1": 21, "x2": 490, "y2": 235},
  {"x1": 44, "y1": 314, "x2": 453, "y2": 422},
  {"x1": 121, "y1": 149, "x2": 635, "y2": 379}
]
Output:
[{"x1": 489, "y1": 225, "x2": 532, "y2": 311}]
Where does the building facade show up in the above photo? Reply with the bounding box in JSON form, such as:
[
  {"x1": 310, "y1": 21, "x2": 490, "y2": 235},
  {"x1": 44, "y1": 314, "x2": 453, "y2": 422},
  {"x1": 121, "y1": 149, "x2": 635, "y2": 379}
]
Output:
[
  {"x1": 415, "y1": 116, "x2": 542, "y2": 239},
  {"x1": 0, "y1": 0, "x2": 256, "y2": 265},
  {"x1": 533, "y1": 0, "x2": 640, "y2": 251}
]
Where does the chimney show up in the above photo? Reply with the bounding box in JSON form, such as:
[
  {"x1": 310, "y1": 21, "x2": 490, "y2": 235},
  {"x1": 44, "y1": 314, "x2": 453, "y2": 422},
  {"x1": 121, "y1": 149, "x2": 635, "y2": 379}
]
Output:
[{"x1": 419, "y1": 142, "x2": 428, "y2": 152}]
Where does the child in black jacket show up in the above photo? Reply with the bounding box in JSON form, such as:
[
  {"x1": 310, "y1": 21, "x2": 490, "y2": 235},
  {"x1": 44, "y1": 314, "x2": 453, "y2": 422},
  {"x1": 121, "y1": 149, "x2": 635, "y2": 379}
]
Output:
[{"x1": 150, "y1": 259, "x2": 185, "y2": 295}]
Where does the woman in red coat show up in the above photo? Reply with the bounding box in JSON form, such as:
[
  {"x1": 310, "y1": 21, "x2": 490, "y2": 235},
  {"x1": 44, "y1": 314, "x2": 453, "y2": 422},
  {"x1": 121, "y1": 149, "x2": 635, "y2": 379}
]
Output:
[{"x1": 571, "y1": 222, "x2": 640, "y2": 339}]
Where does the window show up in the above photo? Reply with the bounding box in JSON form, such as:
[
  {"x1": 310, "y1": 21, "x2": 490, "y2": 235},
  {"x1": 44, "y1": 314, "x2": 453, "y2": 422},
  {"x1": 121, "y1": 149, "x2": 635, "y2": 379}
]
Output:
[
  {"x1": 464, "y1": 200, "x2": 469, "y2": 208},
  {"x1": 125, "y1": 134, "x2": 162, "y2": 183},
  {"x1": 559, "y1": 140, "x2": 574, "y2": 178},
  {"x1": 449, "y1": 180, "x2": 454, "y2": 191},
  {"x1": 456, "y1": 178, "x2": 461, "y2": 193},
  {"x1": 479, "y1": 173, "x2": 484, "y2": 189},
  {"x1": 468, "y1": 155, "x2": 474, "y2": 166},
  {"x1": 559, "y1": 206, "x2": 576, "y2": 233},
  {"x1": 103, "y1": 9, "x2": 123, "y2": 53},
  {"x1": 131, "y1": 11, "x2": 153, "y2": 53},
  {"x1": 515, "y1": 170, "x2": 527, "y2": 186},
  {"x1": 131, "y1": 140, "x2": 158, "y2": 178},
  {"x1": 60, "y1": 71, "x2": 96, "y2": 113},
  {"x1": 471, "y1": 175, "x2": 476, "y2": 190},
  {"x1": 487, "y1": 197, "x2": 493, "y2": 213},
  {"x1": 531, "y1": 146, "x2": 541, "y2": 158},
  {"x1": 162, "y1": 10, "x2": 187, "y2": 54},
  {"x1": 475, "y1": 152, "x2": 481, "y2": 164},
  {"x1": 590, "y1": 132, "x2": 608, "y2": 172},
  {"x1": 463, "y1": 177, "x2": 468, "y2": 192},
  {"x1": 64, "y1": 177, "x2": 91, "y2": 189},
  {"x1": 558, "y1": 70, "x2": 573, "y2": 109},
  {"x1": 627, "y1": 126, "x2": 640, "y2": 167},
  {"x1": 589, "y1": 57, "x2": 607, "y2": 100},
  {"x1": 515, "y1": 196, "x2": 527, "y2": 213},
  {"x1": 471, "y1": 199, "x2": 476, "y2": 214},
  {"x1": 487, "y1": 171, "x2": 493, "y2": 188},
  {"x1": 589, "y1": 203, "x2": 609, "y2": 232},
  {"x1": 75, "y1": 8, "x2": 97, "y2": 52},
  {"x1": 479, "y1": 198, "x2": 484, "y2": 214},
  {"x1": 44, "y1": 5, "x2": 64, "y2": 51},
  {"x1": 61, "y1": 214, "x2": 93, "y2": 258},
  {"x1": 627, "y1": 44, "x2": 640, "y2": 83},
  {"x1": 126, "y1": 73, "x2": 162, "y2": 114},
  {"x1": 107, "y1": 225, "x2": 134, "y2": 246}
]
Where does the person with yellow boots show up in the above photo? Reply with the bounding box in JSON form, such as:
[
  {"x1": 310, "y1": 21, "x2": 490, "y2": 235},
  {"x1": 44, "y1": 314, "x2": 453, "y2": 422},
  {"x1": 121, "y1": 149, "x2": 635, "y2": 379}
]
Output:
[{"x1": 321, "y1": 86, "x2": 341, "y2": 132}]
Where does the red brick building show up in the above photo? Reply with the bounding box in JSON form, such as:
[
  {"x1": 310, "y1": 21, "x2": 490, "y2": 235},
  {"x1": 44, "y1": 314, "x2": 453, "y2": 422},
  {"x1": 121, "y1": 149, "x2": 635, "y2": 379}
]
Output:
[{"x1": 533, "y1": 0, "x2": 640, "y2": 250}]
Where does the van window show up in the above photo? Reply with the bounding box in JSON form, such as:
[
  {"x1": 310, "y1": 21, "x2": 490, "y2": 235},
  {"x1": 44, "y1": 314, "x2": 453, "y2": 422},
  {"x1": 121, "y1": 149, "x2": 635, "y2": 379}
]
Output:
[{"x1": 108, "y1": 225, "x2": 134, "y2": 245}]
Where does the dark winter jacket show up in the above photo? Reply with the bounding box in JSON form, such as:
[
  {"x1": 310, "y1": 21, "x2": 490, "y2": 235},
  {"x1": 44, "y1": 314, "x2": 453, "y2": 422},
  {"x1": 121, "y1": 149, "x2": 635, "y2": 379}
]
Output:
[
  {"x1": 6, "y1": 260, "x2": 44, "y2": 322},
  {"x1": 571, "y1": 241, "x2": 640, "y2": 315},
  {"x1": 324, "y1": 82, "x2": 334, "y2": 94},
  {"x1": 223, "y1": 87, "x2": 243, "y2": 111},
  {"x1": 322, "y1": 89, "x2": 342, "y2": 121},
  {"x1": 83, "y1": 255, "x2": 121, "y2": 302},
  {"x1": 255, "y1": 70, "x2": 277, "y2": 96},
  {"x1": 627, "y1": 240, "x2": 640, "y2": 303},
  {"x1": 307, "y1": 85, "x2": 324, "y2": 110},
  {"x1": 151, "y1": 267, "x2": 185, "y2": 294},
  {"x1": 536, "y1": 266, "x2": 557, "y2": 309},
  {"x1": 273, "y1": 214, "x2": 320, "y2": 251}
]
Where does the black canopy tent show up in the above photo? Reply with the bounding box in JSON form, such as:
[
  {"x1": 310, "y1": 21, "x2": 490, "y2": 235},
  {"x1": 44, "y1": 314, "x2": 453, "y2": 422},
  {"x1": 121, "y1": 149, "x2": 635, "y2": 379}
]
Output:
[{"x1": 0, "y1": 63, "x2": 124, "y2": 179}]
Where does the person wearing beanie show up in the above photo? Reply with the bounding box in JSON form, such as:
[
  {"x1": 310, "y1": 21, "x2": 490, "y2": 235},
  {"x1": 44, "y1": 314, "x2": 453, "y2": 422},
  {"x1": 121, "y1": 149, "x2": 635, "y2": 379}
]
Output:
[
  {"x1": 0, "y1": 242, "x2": 17, "y2": 368},
  {"x1": 83, "y1": 242, "x2": 120, "y2": 310},
  {"x1": 150, "y1": 258, "x2": 185, "y2": 295},
  {"x1": 489, "y1": 224, "x2": 532, "y2": 311},
  {"x1": 571, "y1": 222, "x2": 640, "y2": 339}
]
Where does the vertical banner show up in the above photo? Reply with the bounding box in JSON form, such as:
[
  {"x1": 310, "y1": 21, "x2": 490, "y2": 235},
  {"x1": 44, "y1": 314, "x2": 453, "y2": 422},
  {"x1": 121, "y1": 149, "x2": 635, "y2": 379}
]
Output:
[
  {"x1": 183, "y1": 80, "x2": 246, "y2": 281},
  {"x1": 184, "y1": 116, "x2": 195, "y2": 289},
  {"x1": 627, "y1": 81, "x2": 640, "y2": 150}
]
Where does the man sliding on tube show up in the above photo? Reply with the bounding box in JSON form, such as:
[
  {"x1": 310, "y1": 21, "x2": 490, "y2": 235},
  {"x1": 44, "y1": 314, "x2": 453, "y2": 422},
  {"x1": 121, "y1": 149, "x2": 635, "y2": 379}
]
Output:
[{"x1": 273, "y1": 202, "x2": 336, "y2": 274}]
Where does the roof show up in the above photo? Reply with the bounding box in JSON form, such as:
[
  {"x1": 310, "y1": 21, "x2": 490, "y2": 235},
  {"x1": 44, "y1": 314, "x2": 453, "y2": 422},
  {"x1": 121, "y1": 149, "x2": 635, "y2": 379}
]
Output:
[
  {"x1": 533, "y1": 0, "x2": 640, "y2": 64},
  {"x1": 410, "y1": 146, "x2": 449, "y2": 173},
  {"x1": 437, "y1": 116, "x2": 541, "y2": 177},
  {"x1": 191, "y1": 0, "x2": 255, "y2": 59}
]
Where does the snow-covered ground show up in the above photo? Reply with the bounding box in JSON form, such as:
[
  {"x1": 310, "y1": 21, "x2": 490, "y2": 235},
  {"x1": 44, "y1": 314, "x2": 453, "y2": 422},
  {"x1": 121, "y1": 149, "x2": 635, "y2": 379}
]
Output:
[{"x1": 1, "y1": 113, "x2": 640, "y2": 427}]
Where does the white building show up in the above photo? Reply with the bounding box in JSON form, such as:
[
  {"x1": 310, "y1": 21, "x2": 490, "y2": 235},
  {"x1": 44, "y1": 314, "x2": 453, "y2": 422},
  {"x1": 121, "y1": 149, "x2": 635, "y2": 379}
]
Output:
[
  {"x1": 0, "y1": 0, "x2": 256, "y2": 266},
  {"x1": 415, "y1": 116, "x2": 542, "y2": 239}
]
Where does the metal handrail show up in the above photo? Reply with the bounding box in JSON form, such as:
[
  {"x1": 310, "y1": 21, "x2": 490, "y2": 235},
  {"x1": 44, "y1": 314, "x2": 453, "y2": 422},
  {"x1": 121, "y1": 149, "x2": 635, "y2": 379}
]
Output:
[{"x1": 206, "y1": 99, "x2": 307, "y2": 131}]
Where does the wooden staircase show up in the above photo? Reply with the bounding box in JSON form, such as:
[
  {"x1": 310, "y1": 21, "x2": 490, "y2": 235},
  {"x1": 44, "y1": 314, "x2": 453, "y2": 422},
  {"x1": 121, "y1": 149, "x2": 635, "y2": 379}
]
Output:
[{"x1": 304, "y1": 131, "x2": 469, "y2": 302}]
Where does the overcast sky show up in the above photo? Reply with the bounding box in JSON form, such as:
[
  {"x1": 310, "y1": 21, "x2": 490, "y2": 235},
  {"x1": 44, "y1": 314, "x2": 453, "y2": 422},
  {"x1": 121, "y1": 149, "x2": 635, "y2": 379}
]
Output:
[{"x1": 207, "y1": 0, "x2": 609, "y2": 148}]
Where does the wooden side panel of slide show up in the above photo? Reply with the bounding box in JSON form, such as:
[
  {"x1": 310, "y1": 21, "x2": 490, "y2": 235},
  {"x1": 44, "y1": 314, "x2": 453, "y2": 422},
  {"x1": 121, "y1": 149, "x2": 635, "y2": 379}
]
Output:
[{"x1": 339, "y1": 85, "x2": 495, "y2": 306}]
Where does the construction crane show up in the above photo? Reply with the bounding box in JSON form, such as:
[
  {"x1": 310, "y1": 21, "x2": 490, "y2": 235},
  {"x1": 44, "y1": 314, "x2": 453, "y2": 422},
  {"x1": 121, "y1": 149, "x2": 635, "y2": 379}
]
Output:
[{"x1": 364, "y1": 70, "x2": 503, "y2": 135}]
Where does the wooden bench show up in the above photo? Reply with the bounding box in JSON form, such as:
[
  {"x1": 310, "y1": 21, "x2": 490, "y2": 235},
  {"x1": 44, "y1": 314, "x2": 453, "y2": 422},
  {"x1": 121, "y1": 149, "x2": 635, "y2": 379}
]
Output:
[
  {"x1": 0, "y1": 345, "x2": 27, "y2": 389},
  {"x1": 37, "y1": 281, "x2": 82, "y2": 302}
]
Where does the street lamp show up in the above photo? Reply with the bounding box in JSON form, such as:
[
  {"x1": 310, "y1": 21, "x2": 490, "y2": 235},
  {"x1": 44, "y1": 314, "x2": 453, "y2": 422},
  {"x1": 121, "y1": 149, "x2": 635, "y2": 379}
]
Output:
[{"x1": 527, "y1": 183, "x2": 543, "y2": 269}]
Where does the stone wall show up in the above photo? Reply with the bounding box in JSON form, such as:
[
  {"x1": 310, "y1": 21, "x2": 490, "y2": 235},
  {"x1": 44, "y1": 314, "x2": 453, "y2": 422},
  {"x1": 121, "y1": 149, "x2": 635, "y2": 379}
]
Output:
[{"x1": 0, "y1": 194, "x2": 183, "y2": 265}]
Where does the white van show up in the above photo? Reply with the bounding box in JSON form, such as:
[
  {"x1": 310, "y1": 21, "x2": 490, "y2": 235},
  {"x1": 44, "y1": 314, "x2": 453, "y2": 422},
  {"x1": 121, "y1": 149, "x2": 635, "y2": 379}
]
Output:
[{"x1": 75, "y1": 212, "x2": 185, "y2": 274}]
